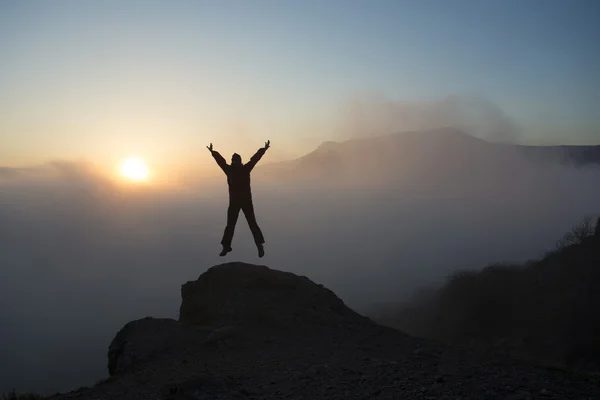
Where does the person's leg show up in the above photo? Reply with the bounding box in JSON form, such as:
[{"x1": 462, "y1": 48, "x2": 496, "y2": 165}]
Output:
[
  {"x1": 220, "y1": 202, "x2": 241, "y2": 256},
  {"x1": 241, "y1": 201, "x2": 265, "y2": 257}
]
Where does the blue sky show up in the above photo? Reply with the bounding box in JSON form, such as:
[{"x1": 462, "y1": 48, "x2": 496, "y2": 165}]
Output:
[{"x1": 1, "y1": 0, "x2": 599, "y2": 171}]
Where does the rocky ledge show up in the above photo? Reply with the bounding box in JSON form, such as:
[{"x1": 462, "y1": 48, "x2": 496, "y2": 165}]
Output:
[{"x1": 50, "y1": 262, "x2": 600, "y2": 400}]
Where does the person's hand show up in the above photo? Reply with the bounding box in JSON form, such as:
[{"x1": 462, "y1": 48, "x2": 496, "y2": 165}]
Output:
[
  {"x1": 207, "y1": 143, "x2": 214, "y2": 153},
  {"x1": 264, "y1": 140, "x2": 270, "y2": 150}
]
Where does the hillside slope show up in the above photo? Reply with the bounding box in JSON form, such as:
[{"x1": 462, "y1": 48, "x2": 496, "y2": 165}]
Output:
[{"x1": 374, "y1": 226, "x2": 600, "y2": 371}]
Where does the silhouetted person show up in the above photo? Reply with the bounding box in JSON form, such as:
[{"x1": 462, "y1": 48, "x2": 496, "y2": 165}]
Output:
[{"x1": 207, "y1": 141, "x2": 270, "y2": 257}]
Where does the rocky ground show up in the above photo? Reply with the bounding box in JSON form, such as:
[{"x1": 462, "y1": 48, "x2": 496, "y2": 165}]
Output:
[{"x1": 48, "y1": 263, "x2": 600, "y2": 400}]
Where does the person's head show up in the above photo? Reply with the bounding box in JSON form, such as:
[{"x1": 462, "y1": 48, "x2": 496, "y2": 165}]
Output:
[{"x1": 231, "y1": 153, "x2": 242, "y2": 165}]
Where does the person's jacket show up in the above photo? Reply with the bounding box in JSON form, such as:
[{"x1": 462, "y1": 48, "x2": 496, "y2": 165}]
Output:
[{"x1": 211, "y1": 147, "x2": 266, "y2": 201}]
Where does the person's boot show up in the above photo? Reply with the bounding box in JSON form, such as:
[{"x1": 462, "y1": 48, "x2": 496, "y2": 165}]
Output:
[
  {"x1": 219, "y1": 245, "x2": 232, "y2": 257},
  {"x1": 257, "y1": 244, "x2": 265, "y2": 258}
]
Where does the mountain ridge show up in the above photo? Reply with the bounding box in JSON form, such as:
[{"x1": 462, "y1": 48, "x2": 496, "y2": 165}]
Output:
[{"x1": 257, "y1": 128, "x2": 600, "y2": 185}]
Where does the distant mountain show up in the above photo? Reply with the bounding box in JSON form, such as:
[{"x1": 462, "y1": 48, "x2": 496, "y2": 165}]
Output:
[
  {"x1": 517, "y1": 144, "x2": 600, "y2": 167},
  {"x1": 258, "y1": 129, "x2": 600, "y2": 198},
  {"x1": 259, "y1": 129, "x2": 599, "y2": 199},
  {"x1": 263, "y1": 129, "x2": 600, "y2": 179}
]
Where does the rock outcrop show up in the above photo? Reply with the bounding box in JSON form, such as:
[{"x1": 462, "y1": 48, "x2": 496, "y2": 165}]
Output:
[
  {"x1": 107, "y1": 262, "x2": 370, "y2": 378},
  {"x1": 179, "y1": 262, "x2": 369, "y2": 329},
  {"x1": 52, "y1": 262, "x2": 600, "y2": 400},
  {"x1": 107, "y1": 317, "x2": 211, "y2": 376}
]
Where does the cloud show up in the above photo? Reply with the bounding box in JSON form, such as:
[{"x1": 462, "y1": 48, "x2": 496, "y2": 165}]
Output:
[
  {"x1": 335, "y1": 93, "x2": 521, "y2": 144},
  {"x1": 0, "y1": 167, "x2": 19, "y2": 178}
]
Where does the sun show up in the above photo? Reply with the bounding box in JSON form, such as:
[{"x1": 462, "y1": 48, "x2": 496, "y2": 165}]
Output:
[{"x1": 119, "y1": 157, "x2": 150, "y2": 182}]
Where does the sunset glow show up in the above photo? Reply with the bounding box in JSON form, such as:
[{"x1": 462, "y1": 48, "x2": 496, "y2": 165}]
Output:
[{"x1": 119, "y1": 158, "x2": 149, "y2": 182}]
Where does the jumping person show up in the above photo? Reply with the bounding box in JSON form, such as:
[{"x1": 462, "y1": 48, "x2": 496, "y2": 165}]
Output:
[{"x1": 207, "y1": 141, "x2": 270, "y2": 257}]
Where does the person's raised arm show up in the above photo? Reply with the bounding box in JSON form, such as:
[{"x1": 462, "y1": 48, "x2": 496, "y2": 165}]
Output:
[
  {"x1": 207, "y1": 143, "x2": 229, "y2": 174},
  {"x1": 246, "y1": 140, "x2": 270, "y2": 171}
]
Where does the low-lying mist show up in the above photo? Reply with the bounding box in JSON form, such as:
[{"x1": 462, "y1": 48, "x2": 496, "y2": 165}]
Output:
[{"x1": 1, "y1": 129, "x2": 600, "y2": 394}]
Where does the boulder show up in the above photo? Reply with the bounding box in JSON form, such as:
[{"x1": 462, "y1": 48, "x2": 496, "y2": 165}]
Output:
[
  {"x1": 108, "y1": 263, "x2": 370, "y2": 376},
  {"x1": 179, "y1": 262, "x2": 367, "y2": 330},
  {"x1": 107, "y1": 317, "x2": 209, "y2": 376}
]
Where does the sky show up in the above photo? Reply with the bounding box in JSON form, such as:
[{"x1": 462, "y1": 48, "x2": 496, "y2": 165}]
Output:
[{"x1": 1, "y1": 0, "x2": 599, "y2": 179}]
